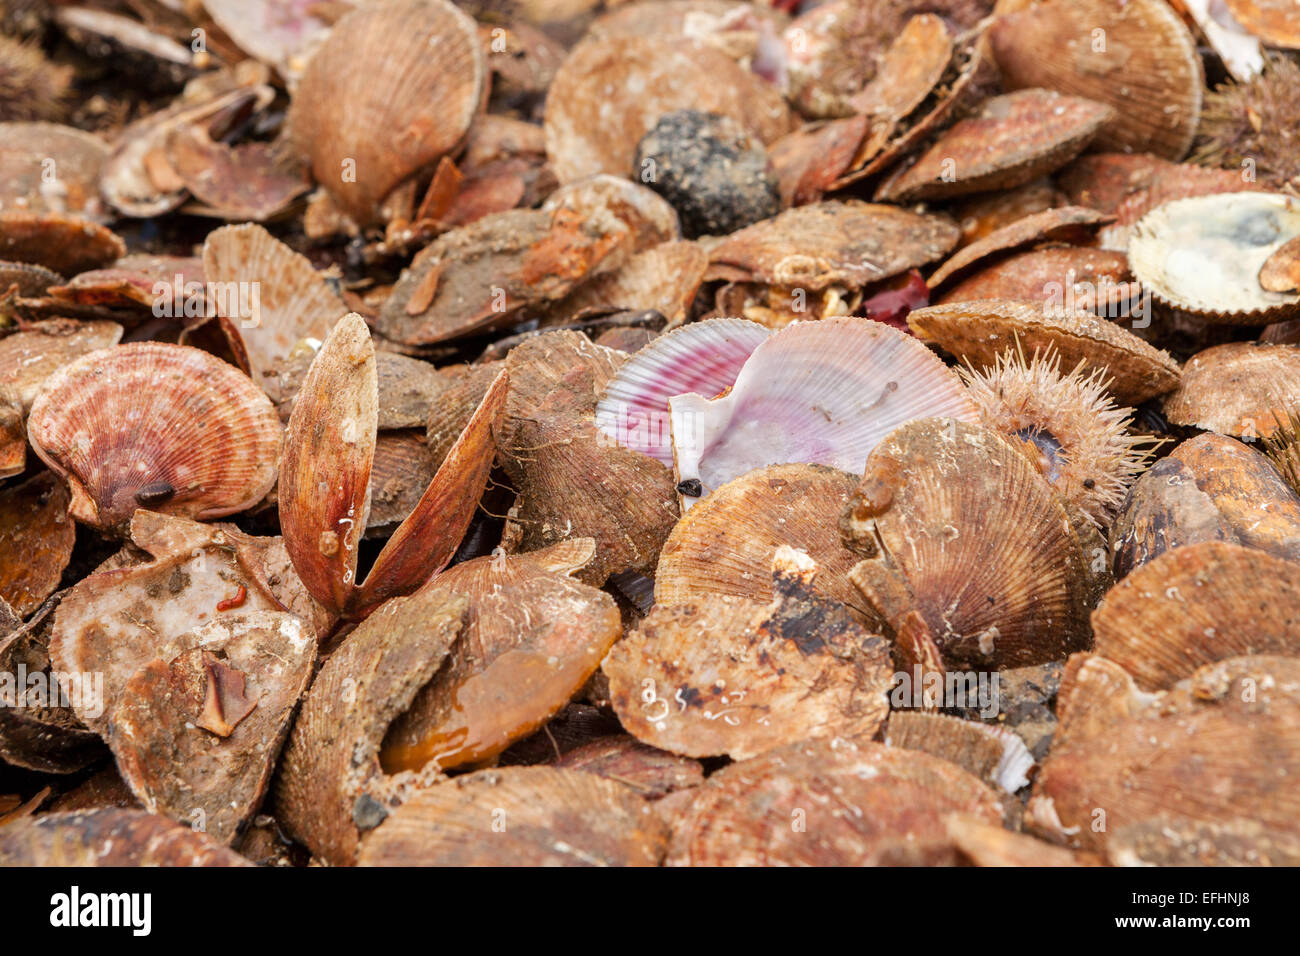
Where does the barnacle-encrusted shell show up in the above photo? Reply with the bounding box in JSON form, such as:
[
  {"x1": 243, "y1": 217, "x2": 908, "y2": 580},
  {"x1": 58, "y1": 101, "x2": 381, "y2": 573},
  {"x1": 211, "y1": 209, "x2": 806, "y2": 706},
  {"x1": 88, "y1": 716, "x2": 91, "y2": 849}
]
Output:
[
  {"x1": 670, "y1": 317, "x2": 979, "y2": 503},
  {"x1": 286, "y1": 0, "x2": 485, "y2": 224},
  {"x1": 1128, "y1": 192, "x2": 1300, "y2": 323},
  {"x1": 908, "y1": 299, "x2": 1181, "y2": 405},
  {"x1": 1162, "y1": 341, "x2": 1300, "y2": 438},
  {"x1": 1092, "y1": 541, "x2": 1300, "y2": 690},
  {"x1": 846, "y1": 418, "x2": 1094, "y2": 669},
  {"x1": 27, "y1": 343, "x2": 282, "y2": 529}
]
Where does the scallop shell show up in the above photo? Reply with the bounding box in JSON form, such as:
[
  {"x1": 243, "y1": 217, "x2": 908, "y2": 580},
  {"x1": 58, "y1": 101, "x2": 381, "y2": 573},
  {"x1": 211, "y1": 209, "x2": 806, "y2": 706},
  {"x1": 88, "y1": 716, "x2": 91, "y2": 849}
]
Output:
[
  {"x1": 885, "y1": 711, "x2": 1035, "y2": 794},
  {"x1": 606, "y1": 548, "x2": 893, "y2": 760},
  {"x1": 0, "y1": 809, "x2": 251, "y2": 866},
  {"x1": 945, "y1": 815, "x2": 1086, "y2": 867},
  {"x1": 286, "y1": 0, "x2": 485, "y2": 224},
  {"x1": 1092, "y1": 541, "x2": 1300, "y2": 690},
  {"x1": 1128, "y1": 192, "x2": 1300, "y2": 323},
  {"x1": 848, "y1": 13, "x2": 952, "y2": 120},
  {"x1": 0, "y1": 388, "x2": 21, "y2": 478},
  {"x1": 543, "y1": 33, "x2": 793, "y2": 184},
  {"x1": 0, "y1": 211, "x2": 124, "y2": 276},
  {"x1": 670, "y1": 317, "x2": 979, "y2": 503},
  {"x1": 542, "y1": 240, "x2": 708, "y2": 328},
  {"x1": 876, "y1": 89, "x2": 1114, "y2": 203},
  {"x1": 0, "y1": 472, "x2": 73, "y2": 617},
  {"x1": 1028, "y1": 654, "x2": 1300, "y2": 853},
  {"x1": 936, "y1": 246, "x2": 1137, "y2": 313},
  {"x1": 1162, "y1": 341, "x2": 1300, "y2": 438},
  {"x1": 48, "y1": 255, "x2": 202, "y2": 313},
  {"x1": 1227, "y1": 0, "x2": 1300, "y2": 49},
  {"x1": 655, "y1": 462, "x2": 874, "y2": 622},
  {"x1": 767, "y1": 115, "x2": 870, "y2": 206},
  {"x1": 948, "y1": 179, "x2": 1067, "y2": 248},
  {"x1": 1109, "y1": 432, "x2": 1300, "y2": 576},
  {"x1": 0, "y1": 121, "x2": 109, "y2": 218},
  {"x1": 595, "y1": 317, "x2": 772, "y2": 466},
  {"x1": 357, "y1": 766, "x2": 668, "y2": 866},
  {"x1": 0, "y1": 260, "x2": 62, "y2": 297},
  {"x1": 27, "y1": 343, "x2": 282, "y2": 530},
  {"x1": 665, "y1": 737, "x2": 1004, "y2": 866},
  {"x1": 908, "y1": 299, "x2": 1181, "y2": 405},
  {"x1": 201, "y1": 0, "x2": 333, "y2": 81},
  {"x1": 989, "y1": 0, "x2": 1203, "y2": 160},
  {"x1": 846, "y1": 418, "x2": 1094, "y2": 669},
  {"x1": 551, "y1": 736, "x2": 704, "y2": 798},
  {"x1": 0, "y1": 322, "x2": 123, "y2": 413},
  {"x1": 164, "y1": 126, "x2": 309, "y2": 221},
  {"x1": 365, "y1": 430, "x2": 435, "y2": 535},
  {"x1": 541, "y1": 174, "x2": 681, "y2": 256}
]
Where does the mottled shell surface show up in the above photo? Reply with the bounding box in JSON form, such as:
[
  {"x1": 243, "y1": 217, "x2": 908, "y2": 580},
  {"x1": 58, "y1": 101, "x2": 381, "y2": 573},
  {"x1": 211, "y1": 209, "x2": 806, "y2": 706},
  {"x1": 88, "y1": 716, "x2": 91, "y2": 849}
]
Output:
[{"x1": 1162, "y1": 342, "x2": 1300, "y2": 438}]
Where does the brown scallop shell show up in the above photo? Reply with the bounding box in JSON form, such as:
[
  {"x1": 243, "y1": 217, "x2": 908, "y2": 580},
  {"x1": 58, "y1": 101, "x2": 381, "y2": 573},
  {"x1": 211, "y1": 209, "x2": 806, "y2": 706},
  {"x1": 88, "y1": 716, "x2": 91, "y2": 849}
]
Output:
[
  {"x1": 1092, "y1": 541, "x2": 1300, "y2": 690},
  {"x1": 0, "y1": 121, "x2": 110, "y2": 218},
  {"x1": 665, "y1": 737, "x2": 1004, "y2": 866},
  {"x1": 274, "y1": 590, "x2": 469, "y2": 865},
  {"x1": 1028, "y1": 653, "x2": 1300, "y2": 853},
  {"x1": 885, "y1": 711, "x2": 1035, "y2": 794},
  {"x1": 541, "y1": 174, "x2": 682, "y2": 257},
  {"x1": 0, "y1": 472, "x2": 73, "y2": 617},
  {"x1": 0, "y1": 260, "x2": 62, "y2": 297},
  {"x1": 357, "y1": 766, "x2": 668, "y2": 866},
  {"x1": 365, "y1": 430, "x2": 436, "y2": 535},
  {"x1": 286, "y1": 0, "x2": 485, "y2": 225},
  {"x1": 425, "y1": 360, "x2": 505, "y2": 466},
  {"x1": 607, "y1": 548, "x2": 892, "y2": 760},
  {"x1": 948, "y1": 178, "x2": 1067, "y2": 248},
  {"x1": 1226, "y1": 0, "x2": 1300, "y2": 49},
  {"x1": 1109, "y1": 432, "x2": 1300, "y2": 576},
  {"x1": 1107, "y1": 817, "x2": 1300, "y2": 867},
  {"x1": 202, "y1": 223, "x2": 346, "y2": 399},
  {"x1": 0, "y1": 319, "x2": 123, "y2": 412},
  {"x1": 1162, "y1": 342, "x2": 1300, "y2": 439},
  {"x1": 49, "y1": 512, "x2": 325, "y2": 733},
  {"x1": 26, "y1": 343, "x2": 282, "y2": 530},
  {"x1": 48, "y1": 767, "x2": 140, "y2": 814},
  {"x1": 945, "y1": 815, "x2": 1086, "y2": 866},
  {"x1": 936, "y1": 247, "x2": 1137, "y2": 314},
  {"x1": 767, "y1": 115, "x2": 871, "y2": 207},
  {"x1": 706, "y1": 200, "x2": 959, "y2": 291},
  {"x1": 542, "y1": 241, "x2": 708, "y2": 327},
  {"x1": 1261, "y1": 236, "x2": 1300, "y2": 294},
  {"x1": 46, "y1": 255, "x2": 202, "y2": 313},
  {"x1": 165, "y1": 126, "x2": 309, "y2": 222},
  {"x1": 0, "y1": 211, "x2": 124, "y2": 276},
  {"x1": 876, "y1": 89, "x2": 1114, "y2": 203},
  {"x1": 275, "y1": 349, "x2": 450, "y2": 430},
  {"x1": 0, "y1": 387, "x2": 21, "y2": 478},
  {"x1": 0, "y1": 809, "x2": 252, "y2": 866},
  {"x1": 551, "y1": 736, "x2": 705, "y2": 799},
  {"x1": 544, "y1": 33, "x2": 793, "y2": 184},
  {"x1": 378, "y1": 543, "x2": 621, "y2": 774},
  {"x1": 848, "y1": 14, "x2": 953, "y2": 120},
  {"x1": 907, "y1": 299, "x2": 1181, "y2": 404},
  {"x1": 845, "y1": 418, "x2": 1093, "y2": 669},
  {"x1": 989, "y1": 0, "x2": 1202, "y2": 160},
  {"x1": 656, "y1": 462, "x2": 873, "y2": 623},
  {"x1": 107, "y1": 610, "x2": 316, "y2": 844}
]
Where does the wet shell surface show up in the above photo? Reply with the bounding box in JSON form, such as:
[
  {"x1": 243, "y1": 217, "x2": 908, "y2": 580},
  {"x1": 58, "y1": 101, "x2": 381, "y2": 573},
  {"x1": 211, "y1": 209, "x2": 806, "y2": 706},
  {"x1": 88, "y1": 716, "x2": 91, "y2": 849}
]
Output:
[
  {"x1": 665, "y1": 737, "x2": 1004, "y2": 866},
  {"x1": 989, "y1": 0, "x2": 1203, "y2": 160},
  {"x1": 1128, "y1": 192, "x2": 1300, "y2": 323},
  {"x1": 286, "y1": 0, "x2": 485, "y2": 224},
  {"x1": 670, "y1": 317, "x2": 979, "y2": 503},
  {"x1": 1092, "y1": 541, "x2": 1300, "y2": 690},
  {"x1": 908, "y1": 299, "x2": 1181, "y2": 405},
  {"x1": 0, "y1": 319, "x2": 123, "y2": 412},
  {"x1": 26, "y1": 343, "x2": 283, "y2": 529},
  {"x1": 1162, "y1": 342, "x2": 1300, "y2": 438},
  {"x1": 0, "y1": 809, "x2": 251, "y2": 866},
  {"x1": 0, "y1": 472, "x2": 73, "y2": 617}
]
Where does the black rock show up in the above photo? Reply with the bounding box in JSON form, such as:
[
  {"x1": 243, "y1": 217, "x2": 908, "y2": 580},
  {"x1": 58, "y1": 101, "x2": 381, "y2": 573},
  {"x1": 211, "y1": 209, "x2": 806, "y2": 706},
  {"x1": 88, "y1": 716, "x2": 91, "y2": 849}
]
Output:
[{"x1": 634, "y1": 109, "x2": 781, "y2": 239}]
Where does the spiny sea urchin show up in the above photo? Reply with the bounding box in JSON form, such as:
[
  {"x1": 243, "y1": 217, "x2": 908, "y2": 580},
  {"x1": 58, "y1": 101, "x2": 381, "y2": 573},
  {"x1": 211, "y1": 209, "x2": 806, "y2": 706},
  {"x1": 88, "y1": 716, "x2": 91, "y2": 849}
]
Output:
[
  {"x1": 1262, "y1": 407, "x2": 1300, "y2": 497},
  {"x1": 0, "y1": 33, "x2": 71, "y2": 122},
  {"x1": 960, "y1": 348, "x2": 1154, "y2": 530},
  {"x1": 1192, "y1": 52, "x2": 1300, "y2": 190}
]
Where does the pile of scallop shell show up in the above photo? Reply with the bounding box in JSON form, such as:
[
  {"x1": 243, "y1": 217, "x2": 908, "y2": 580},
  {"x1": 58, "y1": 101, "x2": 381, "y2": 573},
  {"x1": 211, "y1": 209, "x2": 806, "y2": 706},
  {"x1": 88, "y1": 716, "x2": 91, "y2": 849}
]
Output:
[{"x1": 2, "y1": 0, "x2": 1300, "y2": 868}]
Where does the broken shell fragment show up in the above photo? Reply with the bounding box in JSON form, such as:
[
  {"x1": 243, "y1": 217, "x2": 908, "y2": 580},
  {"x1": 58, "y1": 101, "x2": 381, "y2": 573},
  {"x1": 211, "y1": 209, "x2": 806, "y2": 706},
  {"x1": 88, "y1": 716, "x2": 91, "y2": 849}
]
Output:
[
  {"x1": 0, "y1": 809, "x2": 252, "y2": 866},
  {"x1": 1162, "y1": 341, "x2": 1300, "y2": 438},
  {"x1": 1092, "y1": 541, "x2": 1300, "y2": 690},
  {"x1": 605, "y1": 547, "x2": 892, "y2": 760},
  {"x1": 665, "y1": 737, "x2": 1004, "y2": 866},
  {"x1": 358, "y1": 766, "x2": 668, "y2": 866},
  {"x1": 908, "y1": 299, "x2": 1181, "y2": 405},
  {"x1": 26, "y1": 343, "x2": 282, "y2": 530},
  {"x1": 0, "y1": 472, "x2": 74, "y2": 617},
  {"x1": 670, "y1": 317, "x2": 978, "y2": 503}
]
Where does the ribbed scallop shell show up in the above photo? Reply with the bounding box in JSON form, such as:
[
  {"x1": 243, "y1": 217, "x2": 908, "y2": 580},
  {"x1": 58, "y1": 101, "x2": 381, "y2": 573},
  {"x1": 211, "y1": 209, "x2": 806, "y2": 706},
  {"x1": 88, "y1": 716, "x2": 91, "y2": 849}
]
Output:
[
  {"x1": 670, "y1": 317, "x2": 979, "y2": 502},
  {"x1": 1162, "y1": 341, "x2": 1300, "y2": 438},
  {"x1": 595, "y1": 317, "x2": 771, "y2": 465},
  {"x1": 286, "y1": 0, "x2": 485, "y2": 224},
  {"x1": 543, "y1": 240, "x2": 708, "y2": 327},
  {"x1": 27, "y1": 343, "x2": 282, "y2": 529},
  {"x1": 989, "y1": 0, "x2": 1203, "y2": 160},
  {"x1": 1128, "y1": 192, "x2": 1300, "y2": 323}
]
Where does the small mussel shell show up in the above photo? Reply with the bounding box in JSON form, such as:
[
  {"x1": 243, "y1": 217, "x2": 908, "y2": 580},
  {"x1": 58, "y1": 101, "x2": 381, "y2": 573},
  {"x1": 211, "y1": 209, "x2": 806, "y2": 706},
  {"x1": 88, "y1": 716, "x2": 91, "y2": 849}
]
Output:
[
  {"x1": 1092, "y1": 541, "x2": 1300, "y2": 690},
  {"x1": 27, "y1": 343, "x2": 283, "y2": 530},
  {"x1": 0, "y1": 211, "x2": 124, "y2": 275},
  {"x1": 357, "y1": 766, "x2": 668, "y2": 866},
  {"x1": 1162, "y1": 341, "x2": 1300, "y2": 438},
  {"x1": 1109, "y1": 432, "x2": 1300, "y2": 575},
  {"x1": 989, "y1": 0, "x2": 1203, "y2": 160},
  {"x1": 0, "y1": 809, "x2": 252, "y2": 866},
  {"x1": 0, "y1": 121, "x2": 110, "y2": 218},
  {"x1": 286, "y1": 0, "x2": 485, "y2": 224},
  {"x1": 876, "y1": 89, "x2": 1114, "y2": 203},
  {"x1": 1028, "y1": 654, "x2": 1300, "y2": 854},
  {"x1": 908, "y1": 299, "x2": 1181, "y2": 405},
  {"x1": 544, "y1": 34, "x2": 793, "y2": 184},
  {"x1": 1128, "y1": 192, "x2": 1300, "y2": 323},
  {"x1": 606, "y1": 549, "x2": 893, "y2": 760},
  {"x1": 665, "y1": 737, "x2": 1004, "y2": 866},
  {"x1": 846, "y1": 418, "x2": 1094, "y2": 670}
]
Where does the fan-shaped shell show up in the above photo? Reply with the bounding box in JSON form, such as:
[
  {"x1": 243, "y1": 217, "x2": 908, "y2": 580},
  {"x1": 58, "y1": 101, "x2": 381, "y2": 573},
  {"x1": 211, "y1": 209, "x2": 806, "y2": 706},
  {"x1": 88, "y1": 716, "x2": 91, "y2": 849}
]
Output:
[
  {"x1": 936, "y1": 246, "x2": 1136, "y2": 311},
  {"x1": 286, "y1": 0, "x2": 485, "y2": 224},
  {"x1": 989, "y1": 0, "x2": 1203, "y2": 160},
  {"x1": 670, "y1": 317, "x2": 979, "y2": 502},
  {"x1": 1128, "y1": 192, "x2": 1300, "y2": 323},
  {"x1": 928, "y1": 206, "x2": 1112, "y2": 290},
  {"x1": 0, "y1": 121, "x2": 109, "y2": 218},
  {"x1": 0, "y1": 809, "x2": 251, "y2": 866},
  {"x1": 202, "y1": 0, "x2": 332, "y2": 80},
  {"x1": 908, "y1": 299, "x2": 1181, "y2": 405},
  {"x1": 1162, "y1": 342, "x2": 1300, "y2": 438},
  {"x1": 27, "y1": 343, "x2": 282, "y2": 529},
  {"x1": 542, "y1": 240, "x2": 708, "y2": 327}
]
